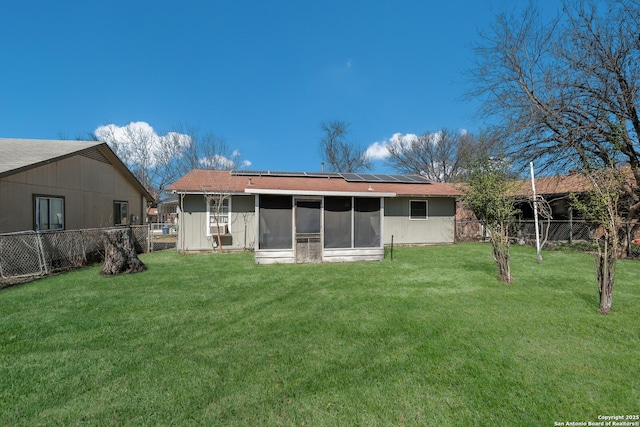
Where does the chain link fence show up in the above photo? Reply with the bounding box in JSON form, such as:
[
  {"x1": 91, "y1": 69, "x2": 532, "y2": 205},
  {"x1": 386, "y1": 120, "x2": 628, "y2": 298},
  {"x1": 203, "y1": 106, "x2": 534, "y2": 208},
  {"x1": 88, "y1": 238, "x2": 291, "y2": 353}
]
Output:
[
  {"x1": 456, "y1": 219, "x2": 640, "y2": 259},
  {"x1": 0, "y1": 225, "x2": 155, "y2": 285}
]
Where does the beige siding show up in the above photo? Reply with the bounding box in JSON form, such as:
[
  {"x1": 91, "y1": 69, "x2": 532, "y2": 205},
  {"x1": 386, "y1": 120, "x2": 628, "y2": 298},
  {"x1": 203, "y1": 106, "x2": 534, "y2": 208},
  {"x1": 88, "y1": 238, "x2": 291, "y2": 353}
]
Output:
[
  {"x1": 383, "y1": 197, "x2": 456, "y2": 245},
  {"x1": 177, "y1": 194, "x2": 255, "y2": 251},
  {"x1": 1, "y1": 155, "x2": 147, "y2": 233},
  {"x1": 229, "y1": 195, "x2": 256, "y2": 250}
]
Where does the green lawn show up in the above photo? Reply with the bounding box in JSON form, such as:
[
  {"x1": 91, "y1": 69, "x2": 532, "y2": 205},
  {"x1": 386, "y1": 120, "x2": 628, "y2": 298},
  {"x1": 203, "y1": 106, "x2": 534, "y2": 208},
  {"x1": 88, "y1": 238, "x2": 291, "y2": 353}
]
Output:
[{"x1": 1, "y1": 244, "x2": 639, "y2": 426}]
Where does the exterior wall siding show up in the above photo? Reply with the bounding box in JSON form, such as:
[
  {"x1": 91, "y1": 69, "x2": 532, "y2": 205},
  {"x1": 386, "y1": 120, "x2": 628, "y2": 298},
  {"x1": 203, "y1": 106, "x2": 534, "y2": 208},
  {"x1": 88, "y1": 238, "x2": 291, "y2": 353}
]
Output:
[
  {"x1": 1, "y1": 155, "x2": 147, "y2": 233},
  {"x1": 177, "y1": 194, "x2": 255, "y2": 252},
  {"x1": 322, "y1": 247, "x2": 385, "y2": 263},
  {"x1": 383, "y1": 197, "x2": 456, "y2": 245},
  {"x1": 254, "y1": 249, "x2": 296, "y2": 264},
  {"x1": 175, "y1": 194, "x2": 458, "y2": 259}
]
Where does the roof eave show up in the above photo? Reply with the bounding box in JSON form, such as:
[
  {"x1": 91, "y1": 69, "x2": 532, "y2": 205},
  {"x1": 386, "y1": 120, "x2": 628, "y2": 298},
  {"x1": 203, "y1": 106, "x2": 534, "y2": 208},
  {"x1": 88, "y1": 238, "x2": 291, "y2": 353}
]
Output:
[{"x1": 244, "y1": 188, "x2": 397, "y2": 197}]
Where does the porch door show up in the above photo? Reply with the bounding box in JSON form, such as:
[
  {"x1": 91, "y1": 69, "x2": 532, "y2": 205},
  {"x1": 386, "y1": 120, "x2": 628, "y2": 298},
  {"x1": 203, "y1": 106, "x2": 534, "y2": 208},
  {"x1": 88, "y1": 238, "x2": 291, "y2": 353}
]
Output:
[{"x1": 295, "y1": 199, "x2": 322, "y2": 263}]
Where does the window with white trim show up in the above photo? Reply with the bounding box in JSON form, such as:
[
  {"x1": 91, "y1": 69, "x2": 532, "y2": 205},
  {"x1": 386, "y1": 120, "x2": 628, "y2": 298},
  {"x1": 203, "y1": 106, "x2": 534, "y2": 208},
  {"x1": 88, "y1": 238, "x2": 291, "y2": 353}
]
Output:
[
  {"x1": 35, "y1": 196, "x2": 64, "y2": 231},
  {"x1": 410, "y1": 200, "x2": 428, "y2": 220},
  {"x1": 207, "y1": 197, "x2": 230, "y2": 236}
]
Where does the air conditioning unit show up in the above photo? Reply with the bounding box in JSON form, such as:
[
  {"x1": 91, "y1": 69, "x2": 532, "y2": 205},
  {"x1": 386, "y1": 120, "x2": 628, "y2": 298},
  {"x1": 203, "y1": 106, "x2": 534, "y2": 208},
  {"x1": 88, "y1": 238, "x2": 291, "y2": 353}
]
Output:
[{"x1": 210, "y1": 224, "x2": 228, "y2": 235}]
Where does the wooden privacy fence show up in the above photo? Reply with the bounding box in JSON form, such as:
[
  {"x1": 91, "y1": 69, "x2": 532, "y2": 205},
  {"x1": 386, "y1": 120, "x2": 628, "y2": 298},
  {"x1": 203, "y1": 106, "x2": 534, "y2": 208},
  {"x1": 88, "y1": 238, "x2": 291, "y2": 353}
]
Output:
[{"x1": 0, "y1": 226, "x2": 152, "y2": 284}]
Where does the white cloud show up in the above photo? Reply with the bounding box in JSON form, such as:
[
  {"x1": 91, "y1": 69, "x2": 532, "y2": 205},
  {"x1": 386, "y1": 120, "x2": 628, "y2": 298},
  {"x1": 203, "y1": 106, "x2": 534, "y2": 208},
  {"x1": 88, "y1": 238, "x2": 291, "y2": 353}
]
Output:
[
  {"x1": 199, "y1": 154, "x2": 235, "y2": 169},
  {"x1": 365, "y1": 141, "x2": 390, "y2": 160},
  {"x1": 95, "y1": 121, "x2": 191, "y2": 167},
  {"x1": 198, "y1": 151, "x2": 252, "y2": 169},
  {"x1": 95, "y1": 121, "x2": 250, "y2": 170},
  {"x1": 365, "y1": 133, "x2": 420, "y2": 160}
]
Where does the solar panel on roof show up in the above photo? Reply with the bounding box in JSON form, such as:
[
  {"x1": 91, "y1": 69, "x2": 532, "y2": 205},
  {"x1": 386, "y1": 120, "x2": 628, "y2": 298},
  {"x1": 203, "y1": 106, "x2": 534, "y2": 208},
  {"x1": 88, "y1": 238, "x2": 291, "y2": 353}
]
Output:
[
  {"x1": 273, "y1": 171, "x2": 301, "y2": 176},
  {"x1": 232, "y1": 170, "x2": 432, "y2": 184},
  {"x1": 231, "y1": 170, "x2": 267, "y2": 176},
  {"x1": 304, "y1": 172, "x2": 342, "y2": 178},
  {"x1": 339, "y1": 173, "x2": 431, "y2": 183},
  {"x1": 340, "y1": 173, "x2": 365, "y2": 182},
  {"x1": 376, "y1": 174, "x2": 399, "y2": 182},
  {"x1": 406, "y1": 174, "x2": 430, "y2": 183},
  {"x1": 358, "y1": 174, "x2": 383, "y2": 181},
  {"x1": 231, "y1": 170, "x2": 344, "y2": 178}
]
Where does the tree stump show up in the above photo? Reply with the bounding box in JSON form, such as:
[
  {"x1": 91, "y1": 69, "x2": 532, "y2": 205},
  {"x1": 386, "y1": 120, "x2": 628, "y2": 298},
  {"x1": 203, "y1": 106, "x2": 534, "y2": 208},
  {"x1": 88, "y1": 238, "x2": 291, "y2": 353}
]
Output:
[{"x1": 101, "y1": 228, "x2": 147, "y2": 275}]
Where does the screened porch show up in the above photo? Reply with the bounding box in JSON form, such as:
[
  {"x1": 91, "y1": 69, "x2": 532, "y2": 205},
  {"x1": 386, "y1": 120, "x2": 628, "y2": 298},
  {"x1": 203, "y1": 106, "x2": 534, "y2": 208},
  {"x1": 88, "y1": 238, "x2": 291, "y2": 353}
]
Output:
[{"x1": 253, "y1": 194, "x2": 386, "y2": 264}]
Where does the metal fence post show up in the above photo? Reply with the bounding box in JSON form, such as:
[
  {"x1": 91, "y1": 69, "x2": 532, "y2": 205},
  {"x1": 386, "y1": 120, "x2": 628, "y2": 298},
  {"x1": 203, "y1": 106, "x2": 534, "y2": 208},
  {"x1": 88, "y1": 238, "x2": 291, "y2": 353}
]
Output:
[
  {"x1": 36, "y1": 232, "x2": 49, "y2": 275},
  {"x1": 627, "y1": 222, "x2": 632, "y2": 258}
]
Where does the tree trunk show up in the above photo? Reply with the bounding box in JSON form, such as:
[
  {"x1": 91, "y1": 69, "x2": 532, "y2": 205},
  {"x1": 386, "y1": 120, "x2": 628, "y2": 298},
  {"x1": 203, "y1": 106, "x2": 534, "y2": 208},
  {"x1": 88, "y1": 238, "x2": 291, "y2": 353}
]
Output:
[
  {"x1": 492, "y1": 241, "x2": 513, "y2": 284},
  {"x1": 101, "y1": 228, "x2": 147, "y2": 275},
  {"x1": 596, "y1": 239, "x2": 616, "y2": 315},
  {"x1": 491, "y1": 228, "x2": 513, "y2": 284},
  {"x1": 215, "y1": 217, "x2": 224, "y2": 253}
]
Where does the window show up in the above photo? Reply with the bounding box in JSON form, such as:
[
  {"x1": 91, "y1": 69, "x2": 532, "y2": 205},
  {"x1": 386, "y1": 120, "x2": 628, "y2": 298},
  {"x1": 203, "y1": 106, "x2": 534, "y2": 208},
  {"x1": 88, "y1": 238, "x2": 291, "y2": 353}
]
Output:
[
  {"x1": 259, "y1": 195, "x2": 292, "y2": 249},
  {"x1": 410, "y1": 200, "x2": 428, "y2": 220},
  {"x1": 35, "y1": 196, "x2": 64, "y2": 231},
  {"x1": 114, "y1": 201, "x2": 129, "y2": 225},
  {"x1": 207, "y1": 197, "x2": 230, "y2": 236}
]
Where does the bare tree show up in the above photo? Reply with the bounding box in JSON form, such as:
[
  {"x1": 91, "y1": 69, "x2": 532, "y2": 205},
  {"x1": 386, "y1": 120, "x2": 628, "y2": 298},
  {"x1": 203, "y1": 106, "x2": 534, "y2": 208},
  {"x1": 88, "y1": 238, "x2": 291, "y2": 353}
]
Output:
[
  {"x1": 94, "y1": 123, "x2": 189, "y2": 202},
  {"x1": 319, "y1": 120, "x2": 371, "y2": 173},
  {"x1": 94, "y1": 123, "x2": 245, "y2": 202},
  {"x1": 175, "y1": 125, "x2": 241, "y2": 175},
  {"x1": 470, "y1": 0, "x2": 640, "y2": 312},
  {"x1": 470, "y1": 0, "x2": 640, "y2": 221},
  {"x1": 385, "y1": 129, "x2": 503, "y2": 182}
]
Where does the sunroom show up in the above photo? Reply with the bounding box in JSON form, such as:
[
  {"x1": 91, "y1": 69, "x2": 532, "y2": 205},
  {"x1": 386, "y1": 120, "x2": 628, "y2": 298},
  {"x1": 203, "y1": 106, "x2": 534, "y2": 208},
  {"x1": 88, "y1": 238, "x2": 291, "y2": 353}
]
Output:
[{"x1": 249, "y1": 191, "x2": 393, "y2": 264}]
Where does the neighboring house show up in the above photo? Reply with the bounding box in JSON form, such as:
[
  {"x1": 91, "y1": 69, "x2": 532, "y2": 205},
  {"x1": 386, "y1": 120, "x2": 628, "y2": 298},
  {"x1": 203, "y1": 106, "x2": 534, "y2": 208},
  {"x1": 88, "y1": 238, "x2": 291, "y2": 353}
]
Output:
[
  {"x1": 147, "y1": 198, "x2": 178, "y2": 225},
  {"x1": 167, "y1": 169, "x2": 462, "y2": 264},
  {"x1": 454, "y1": 171, "x2": 595, "y2": 241},
  {"x1": 0, "y1": 138, "x2": 153, "y2": 234},
  {"x1": 513, "y1": 171, "x2": 594, "y2": 221},
  {"x1": 456, "y1": 168, "x2": 640, "y2": 242}
]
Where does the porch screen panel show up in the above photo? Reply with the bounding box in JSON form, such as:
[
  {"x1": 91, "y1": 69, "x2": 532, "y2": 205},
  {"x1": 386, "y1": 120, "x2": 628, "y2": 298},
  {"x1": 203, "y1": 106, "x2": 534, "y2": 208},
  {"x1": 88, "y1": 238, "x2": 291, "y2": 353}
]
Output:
[
  {"x1": 259, "y1": 195, "x2": 292, "y2": 249},
  {"x1": 324, "y1": 197, "x2": 352, "y2": 248},
  {"x1": 354, "y1": 197, "x2": 381, "y2": 247},
  {"x1": 296, "y1": 200, "x2": 321, "y2": 234}
]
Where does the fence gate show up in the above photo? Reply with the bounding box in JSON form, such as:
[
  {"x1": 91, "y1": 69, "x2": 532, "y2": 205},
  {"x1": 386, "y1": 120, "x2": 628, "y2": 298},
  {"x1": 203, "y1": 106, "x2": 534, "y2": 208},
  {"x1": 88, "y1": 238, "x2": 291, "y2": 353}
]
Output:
[{"x1": 295, "y1": 199, "x2": 322, "y2": 263}]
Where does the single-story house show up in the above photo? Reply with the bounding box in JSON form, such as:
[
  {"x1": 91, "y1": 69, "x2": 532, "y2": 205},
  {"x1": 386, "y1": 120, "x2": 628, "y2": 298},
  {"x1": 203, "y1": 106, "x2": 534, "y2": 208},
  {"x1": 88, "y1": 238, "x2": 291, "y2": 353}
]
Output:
[
  {"x1": 513, "y1": 171, "x2": 595, "y2": 221},
  {"x1": 0, "y1": 138, "x2": 153, "y2": 234},
  {"x1": 147, "y1": 196, "x2": 179, "y2": 225},
  {"x1": 167, "y1": 169, "x2": 462, "y2": 264}
]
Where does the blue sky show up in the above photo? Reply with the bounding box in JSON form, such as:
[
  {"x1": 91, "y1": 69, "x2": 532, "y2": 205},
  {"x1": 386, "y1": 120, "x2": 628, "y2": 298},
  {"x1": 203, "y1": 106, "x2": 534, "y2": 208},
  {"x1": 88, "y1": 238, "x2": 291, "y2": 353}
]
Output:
[{"x1": 1, "y1": 0, "x2": 561, "y2": 174}]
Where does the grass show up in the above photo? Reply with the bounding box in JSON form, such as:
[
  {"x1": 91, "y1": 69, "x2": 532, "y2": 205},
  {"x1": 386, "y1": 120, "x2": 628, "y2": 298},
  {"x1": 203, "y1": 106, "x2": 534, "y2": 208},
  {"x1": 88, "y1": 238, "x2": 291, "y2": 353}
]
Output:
[{"x1": 1, "y1": 244, "x2": 639, "y2": 426}]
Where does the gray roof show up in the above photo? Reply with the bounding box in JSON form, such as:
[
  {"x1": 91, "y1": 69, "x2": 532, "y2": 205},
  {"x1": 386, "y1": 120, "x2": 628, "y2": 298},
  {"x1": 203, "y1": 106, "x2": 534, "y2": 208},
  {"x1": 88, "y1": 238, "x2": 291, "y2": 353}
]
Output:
[
  {"x1": 0, "y1": 138, "x2": 154, "y2": 201},
  {"x1": 0, "y1": 138, "x2": 104, "y2": 176}
]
